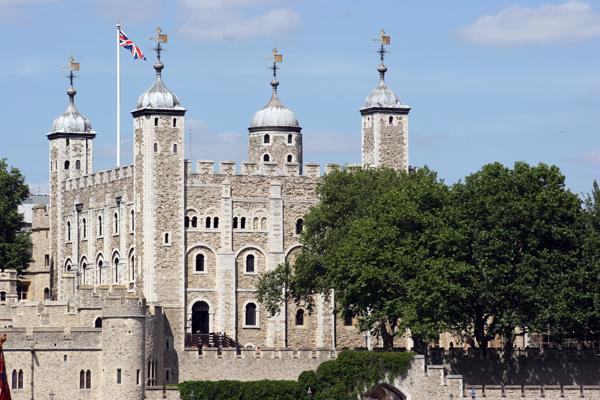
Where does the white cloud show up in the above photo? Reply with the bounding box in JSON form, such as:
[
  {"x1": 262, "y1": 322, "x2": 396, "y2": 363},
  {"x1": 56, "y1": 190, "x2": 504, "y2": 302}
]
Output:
[
  {"x1": 564, "y1": 150, "x2": 600, "y2": 165},
  {"x1": 177, "y1": 1, "x2": 302, "y2": 43},
  {"x1": 456, "y1": 0, "x2": 600, "y2": 46}
]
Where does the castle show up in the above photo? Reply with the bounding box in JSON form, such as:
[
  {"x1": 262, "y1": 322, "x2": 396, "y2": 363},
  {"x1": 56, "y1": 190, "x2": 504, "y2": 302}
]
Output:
[{"x1": 0, "y1": 29, "x2": 415, "y2": 398}]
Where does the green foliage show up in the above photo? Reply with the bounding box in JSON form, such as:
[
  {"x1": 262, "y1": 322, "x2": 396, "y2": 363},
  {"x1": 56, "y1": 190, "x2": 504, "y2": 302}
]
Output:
[
  {"x1": 177, "y1": 350, "x2": 414, "y2": 400},
  {"x1": 0, "y1": 159, "x2": 32, "y2": 274}
]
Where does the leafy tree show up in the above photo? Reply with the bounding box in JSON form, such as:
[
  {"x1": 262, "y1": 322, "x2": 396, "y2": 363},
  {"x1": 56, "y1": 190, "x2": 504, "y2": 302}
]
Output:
[
  {"x1": 445, "y1": 162, "x2": 585, "y2": 353},
  {"x1": 0, "y1": 159, "x2": 32, "y2": 274},
  {"x1": 257, "y1": 165, "x2": 451, "y2": 350}
]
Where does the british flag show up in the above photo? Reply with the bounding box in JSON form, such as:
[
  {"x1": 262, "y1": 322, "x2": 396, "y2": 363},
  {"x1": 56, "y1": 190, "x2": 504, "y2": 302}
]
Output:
[{"x1": 119, "y1": 29, "x2": 146, "y2": 60}]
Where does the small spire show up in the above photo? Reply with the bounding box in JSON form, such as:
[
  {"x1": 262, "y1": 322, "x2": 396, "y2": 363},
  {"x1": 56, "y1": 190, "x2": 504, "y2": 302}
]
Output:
[
  {"x1": 373, "y1": 28, "x2": 390, "y2": 80},
  {"x1": 266, "y1": 46, "x2": 282, "y2": 80},
  {"x1": 149, "y1": 26, "x2": 168, "y2": 65},
  {"x1": 62, "y1": 55, "x2": 80, "y2": 99}
]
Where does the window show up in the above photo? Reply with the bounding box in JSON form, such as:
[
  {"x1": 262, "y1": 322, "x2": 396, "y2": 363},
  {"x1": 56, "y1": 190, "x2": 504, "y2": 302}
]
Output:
[
  {"x1": 76, "y1": 160, "x2": 81, "y2": 170},
  {"x1": 0, "y1": 292, "x2": 5, "y2": 302},
  {"x1": 253, "y1": 217, "x2": 259, "y2": 230},
  {"x1": 173, "y1": 144, "x2": 177, "y2": 153},
  {"x1": 17, "y1": 284, "x2": 28, "y2": 301},
  {"x1": 263, "y1": 154, "x2": 270, "y2": 162},
  {"x1": 191, "y1": 216, "x2": 197, "y2": 228},
  {"x1": 95, "y1": 317, "x2": 102, "y2": 328},
  {"x1": 67, "y1": 221, "x2": 71, "y2": 241},
  {"x1": 389, "y1": 116, "x2": 394, "y2": 124},
  {"x1": 130, "y1": 255, "x2": 135, "y2": 281},
  {"x1": 344, "y1": 314, "x2": 353, "y2": 327},
  {"x1": 287, "y1": 155, "x2": 293, "y2": 162},
  {"x1": 233, "y1": 217, "x2": 238, "y2": 229},
  {"x1": 287, "y1": 134, "x2": 292, "y2": 144},
  {"x1": 98, "y1": 216, "x2": 103, "y2": 236},
  {"x1": 44, "y1": 288, "x2": 50, "y2": 300},
  {"x1": 11, "y1": 370, "x2": 16, "y2": 390},
  {"x1": 154, "y1": 117, "x2": 158, "y2": 127},
  {"x1": 195, "y1": 254, "x2": 204, "y2": 272},
  {"x1": 173, "y1": 118, "x2": 177, "y2": 127},
  {"x1": 261, "y1": 217, "x2": 267, "y2": 230},
  {"x1": 114, "y1": 212, "x2": 119, "y2": 234},
  {"x1": 164, "y1": 233, "x2": 169, "y2": 244},
  {"x1": 86, "y1": 370, "x2": 91, "y2": 389},
  {"x1": 213, "y1": 217, "x2": 219, "y2": 229},
  {"x1": 98, "y1": 260, "x2": 103, "y2": 285},
  {"x1": 66, "y1": 138, "x2": 70, "y2": 146},
  {"x1": 82, "y1": 263, "x2": 87, "y2": 285},
  {"x1": 130, "y1": 210, "x2": 134, "y2": 231},
  {"x1": 185, "y1": 216, "x2": 190, "y2": 228},
  {"x1": 245, "y1": 303, "x2": 257, "y2": 326},
  {"x1": 240, "y1": 217, "x2": 246, "y2": 229},
  {"x1": 296, "y1": 219, "x2": 303, "y2": 235},
  {"x1": 82, "y1": 218, "x2": 87, "y2": 238},
  {"x1": 45, "y1": 255, "x2": 49, "y2": 267},
  {"x1": 147, "y1": 360, "x2": 157, "y2": 386},
  {"x1": 296, "y1": 309, "x2": 304, "y2": 326},
  {"x1": 65, "y1": 160, "x2": 70, "y2": 170},
  {"x1": 80, "y1": 370, "x2": 85, "y2": 389},
  {"x1": 165, "y1": 370, "x2": 169, "y2": 382},
  {"x1": 154, "y1": 143, "x2": 158, "y2": 153},
  {"x1": 18, "y1": 370, "x2": 23, "y2": 389},
  {"x1": 206, "y1": 217, "x2": 211, "y2": 229},
  {"x1": 136, "y1": 370, "x2": 140, "y2": 385},
  {"x1": 246, "y1": 254, "x2": 255, "y2": 273},
  {"x1": 114, "y1": 258, "x2": 119, "y2": 283},
  {"x1": 264, "y1": 134, "x2": 270, "y2": 144},
  {"x1": 117, "y1": 369, "x2": 122, "y2": 384}
]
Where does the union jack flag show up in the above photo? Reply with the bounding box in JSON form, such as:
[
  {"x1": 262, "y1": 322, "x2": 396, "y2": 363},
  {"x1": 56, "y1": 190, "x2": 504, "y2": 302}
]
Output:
[{"x1": 119, "y1": 29, "x2": 146, "y2": 60}]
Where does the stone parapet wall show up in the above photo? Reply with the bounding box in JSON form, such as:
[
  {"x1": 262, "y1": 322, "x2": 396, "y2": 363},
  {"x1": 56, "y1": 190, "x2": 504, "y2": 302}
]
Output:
[
  {"x1": 63, "y1": 164, "x2": 134, "y2": 192},
  {"x1": 467, "y1": 384, "x2": 600, "y2": 398},
  {"x1": 191, "y1": 160, "x2": 340, "y2": 177}
]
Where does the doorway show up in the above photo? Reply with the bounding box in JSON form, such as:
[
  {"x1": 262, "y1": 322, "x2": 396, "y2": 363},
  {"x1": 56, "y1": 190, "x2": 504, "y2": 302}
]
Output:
[{"x1": 192, "y1": 301, "x2": 210, "y2": 334}]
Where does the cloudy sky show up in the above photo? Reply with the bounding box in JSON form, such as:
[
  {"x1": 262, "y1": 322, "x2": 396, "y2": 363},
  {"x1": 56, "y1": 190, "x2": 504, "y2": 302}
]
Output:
[{"x1": 1, "y1": 0, "x2": 599, "y2": 196}]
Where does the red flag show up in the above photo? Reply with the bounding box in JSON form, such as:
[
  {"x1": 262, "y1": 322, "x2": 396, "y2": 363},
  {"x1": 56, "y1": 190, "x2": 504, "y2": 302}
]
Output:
[{"x1": 0, "y1": 334, "x2": 11, "y2": 400}]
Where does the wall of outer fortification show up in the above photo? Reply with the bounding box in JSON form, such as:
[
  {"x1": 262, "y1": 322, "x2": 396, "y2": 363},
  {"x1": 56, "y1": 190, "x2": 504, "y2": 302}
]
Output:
[{"x1": 24, "y1": 205, "x2": 50, "y2": 302}]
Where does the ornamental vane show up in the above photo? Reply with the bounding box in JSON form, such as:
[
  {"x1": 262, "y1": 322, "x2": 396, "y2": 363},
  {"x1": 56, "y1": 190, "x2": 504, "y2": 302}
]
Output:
[
  {"x1": 149, "y1": 26, "x2": 168, "y2": 61},
  {"x1": 62, "y1": 55, "x2": 80, "y2": 87},
  {"x1": 373, "y1": 28, "x2": 390, "y2": 63},
  {"x1": 266, "y1": 47, "x2": 282, "y2": 79}
]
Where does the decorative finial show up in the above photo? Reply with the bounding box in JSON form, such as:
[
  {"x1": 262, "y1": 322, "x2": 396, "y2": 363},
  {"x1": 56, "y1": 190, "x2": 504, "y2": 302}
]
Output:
[
  {"x1": 149, "y1": 26, "x2": 168, "y2": 62},
  {"x1": 62, "y1": 55, "x2": 80, "y2": 97},
  {"x1": 266, "y1": 46, "x2": 282, "y2": 80},
  {"x1": 373, "y1": 28, "x2": 390, "y2": 79}
]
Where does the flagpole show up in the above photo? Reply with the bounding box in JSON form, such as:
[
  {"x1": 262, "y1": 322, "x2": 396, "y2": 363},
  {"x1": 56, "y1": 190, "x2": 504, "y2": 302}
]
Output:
[{"x1": 116, "y1": 23, "x2": 121, "y2": 167}]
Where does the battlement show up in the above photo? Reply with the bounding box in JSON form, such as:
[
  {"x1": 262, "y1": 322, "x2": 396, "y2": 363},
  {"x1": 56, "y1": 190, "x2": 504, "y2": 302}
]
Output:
[
  {"x1": 2, "y1": 327, "x2": 101, "y2": 350},
  {"x1": 102, "y1": 294, "x2": 146, "y2": 318},
  {"x1": 187, "y1": 159, "x2": 349, "y2": 178},
  {"x1": 64, "y1": 164, "x2": 134, "y2": 192}
]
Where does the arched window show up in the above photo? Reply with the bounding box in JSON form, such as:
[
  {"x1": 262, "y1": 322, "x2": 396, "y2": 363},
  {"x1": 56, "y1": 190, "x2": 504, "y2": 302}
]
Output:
[
  {"x1": 164, "y1": 233, "x2": 169, "y2": 244},
  {"x1": 11, "y1": 370, "x2": 16, "y2": 389},
  {"x1": 246, "y1": 254, "x2": 255, "y2": 273},
  {"x1": 80, "y1": 370, "x2": 85, "y2": 389},
  {"x1": 75, "y1": 160, "x2": 81, "y2": 170},
  {"x1": 95, "y1": 317, "x2": 102, "y2": 328},
  {"x1": 86, "y1": 370, "x2": 91, "y2": 389},
  {"x1": 18, "y1": 370, "x2": 23, "y2": 389},
  {"x1": 154, "y1": 117, "x2": 158, "y2": 126},
  {"x1": 173, "y1": 144, "x2": 177, "y2": 153},
  {"x1": 296, "y1": 309, "x2": 304, "y2": 326},
  {"x1": 261, "y1": 217, "x2": 267, "y2": 230},
  {"x1": 82, "y1": 263, "x2": 87, "y2": 285},
  {"x1": 114, "y1": 212, "x2": 119, "y2": 234},
  {"x1": 288, "y1": 134, "x2": 292, "y2": 144},
  {"x1": 154, "y1": 143, "x2": 158, "y2": 153},
  {"x1": 191, "y1": 216, "x2": 197, "y2": 228},
  {"x1": 263, "y1": 154, "x2": 270, "y2": 162},
  {"x1": 44, "y1": 288, "x2": 49, "y2": 300},
  {"x1": 240, "y1": 217, "x2": 246, "y2": 229},
  {"x1": 213, "y1": 217, "x2": 219, "y2": 228},
  {"x1": 67, "y1": 221, "x2": 71, "y2": 241},
  {"x1": 173, "y1": 118, "x2": 177, "y2": 127},
  {"x1": 233, "y1": 217, "x2": 238, "y2": 229},
  {"x1": 264, "y1": 134, "x2": 270, "y2": 144},
  {"x1": 98, "y1": 216, "x2": 103, "y2": 236},
  {"x1": 296, "y1": 219, "x2": 303, "y2": 235},
  {"x1": 185, "y1": 216, "x2": 190, "y2": 228},
  {"x1": 195, "y1": 254, "x2": 204, "y2": 272},
  {"x1": 82, "y1": 218, "x2": 86, "y2": 238},
  {"x1": 245, "y1": 303, "x2": 256, "y2": 326},
  {"x1": 389, "y1": 116, "x2": 394, "y2": 125},
  {"x1": 287, "y1": 155, "x2": 293, "y2": 162},
  {"x1": 64, "y1": 160, "x2": 70, "y2": 170},
  {"x1": 253, "y1": 217, "x2": 259, "y2": 230},
  {"x1": 98, "y1": 260, "x2": 103, "y2": 285},
  {"x1": 206, "y1": 217, "x2": 211, "y2": 229},
  {"x1": 130, "y1": 210, "x2": 135, "y2": 231},
  {"x1": 130, "y1": 255, "x2": 135, "y2": 281},
  {"x1": 114, "y1": 258, "x2": 119, "y2": 283}
]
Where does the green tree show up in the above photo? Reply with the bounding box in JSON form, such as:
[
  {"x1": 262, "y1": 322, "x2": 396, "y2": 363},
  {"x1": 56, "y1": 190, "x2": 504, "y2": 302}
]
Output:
[
  {"x1": 446, "y1": 162, "x2": 585, "y2": 353},
  {"x1": 0, "y1": 159, "x2": 32, "y2": 274},
  {"x1": 257, "y1": 165, "x2": 451, "y2": 350}
]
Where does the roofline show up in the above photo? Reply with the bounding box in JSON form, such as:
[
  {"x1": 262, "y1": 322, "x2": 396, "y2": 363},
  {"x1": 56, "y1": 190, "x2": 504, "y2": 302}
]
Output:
[
  {"x1": 47, "y1": 132, "x2": 97, "y2": 140},
  {"x1": 248, "y1": 126, "x2": 302, "y2": 133},
  {"x1": 359, "y1": 106, "x2": 411, "y2": 116}
]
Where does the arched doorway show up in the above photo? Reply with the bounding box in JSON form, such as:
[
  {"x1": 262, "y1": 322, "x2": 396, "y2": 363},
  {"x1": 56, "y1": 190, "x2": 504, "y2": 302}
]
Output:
[
  {"x1": 192, "y1": 301, "x2": 210, "y2": 334},
  {"x1": 364, "y1": 383, "x2": 406, "y2": 400}
]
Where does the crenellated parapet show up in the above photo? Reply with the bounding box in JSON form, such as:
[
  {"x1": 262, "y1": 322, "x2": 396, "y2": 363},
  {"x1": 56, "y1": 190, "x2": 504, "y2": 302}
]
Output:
[
  {"x1": 63, "y1": 164, "x2": 134, "y2": 192},
  {"x1": 188, "y1": 160, "x2": 346, "y2": 178}
]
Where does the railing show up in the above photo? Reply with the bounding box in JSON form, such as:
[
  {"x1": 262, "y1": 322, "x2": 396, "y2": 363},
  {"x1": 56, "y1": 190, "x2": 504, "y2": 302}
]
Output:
[{"x1": 185, "y1": 332, "x2": 239, "y2": 348}]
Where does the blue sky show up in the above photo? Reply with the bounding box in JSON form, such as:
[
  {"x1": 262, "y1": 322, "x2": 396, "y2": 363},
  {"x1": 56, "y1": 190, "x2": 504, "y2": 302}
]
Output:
[{"x1": 1, "y1": 0, "x2": 599, "y2": 196}]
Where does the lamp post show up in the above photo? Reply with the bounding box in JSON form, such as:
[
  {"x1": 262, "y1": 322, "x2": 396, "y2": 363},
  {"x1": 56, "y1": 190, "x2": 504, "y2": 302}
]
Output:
[
  {"x1": 307, "y1": 387, "x2": 312, "y2": 399},
  {"x1": 471, "y1": 388, "x2": 476, "y2": 399},
  {"x1": 190, "y1": 391, "x2": 195, "y2": 400},
  {"x1": 49, "y1": 392, "x2": 54, "y2": 400}
]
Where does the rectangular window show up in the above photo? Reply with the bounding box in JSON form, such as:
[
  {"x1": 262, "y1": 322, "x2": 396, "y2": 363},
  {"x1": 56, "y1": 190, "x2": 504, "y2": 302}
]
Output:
[
  {"x1": 117, "y1": 369, "x2": 122, "y2": 384},
  {"x1": 165, "y1": 370, "x2": 169, "y2": 382},
  {"x1": 136, "y1": 369, "x2": 140, "y2": 385},
  {"x1": 64, "y1": 355, "x2": 67, "y2": 362},
  {"x1": 44, "y1": 254, "x2": 49, "y2": 267}
]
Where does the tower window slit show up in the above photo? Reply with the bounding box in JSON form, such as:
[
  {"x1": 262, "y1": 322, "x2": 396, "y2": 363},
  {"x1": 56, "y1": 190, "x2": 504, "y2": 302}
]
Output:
[
  {"x1": 233, "y1": 217, "x2": 238, "y2": 229},
  {"x1": 240, "y1": 217, "x2": 246, "y2": 229},
  {"x1": 287, "y1": 134, "x2": 292, "y2": 144},
  {"x1": 213, "y1": 217, "x2": 219, "y2": 228},
  {"x1": 191, "y1": 216, "x2": 197, "y2": 228},
  {"x1": 206, "y1": 217, "x2": 211, "y2": 229},
  {"x1": 154, "y1": 117, "x2": 158, "y2": 127}
]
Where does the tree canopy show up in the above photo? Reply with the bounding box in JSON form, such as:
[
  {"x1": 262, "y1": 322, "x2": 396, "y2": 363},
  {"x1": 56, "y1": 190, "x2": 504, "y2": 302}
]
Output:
[{"x1": 0, "y1": 158, "x2": 32, "y2": 274}]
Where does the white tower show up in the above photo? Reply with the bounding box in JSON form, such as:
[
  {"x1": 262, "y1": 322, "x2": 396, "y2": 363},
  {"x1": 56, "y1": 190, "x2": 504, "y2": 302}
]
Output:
[{"x1": 360, "y1": 29, "x2": 411, "y2": 171}]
